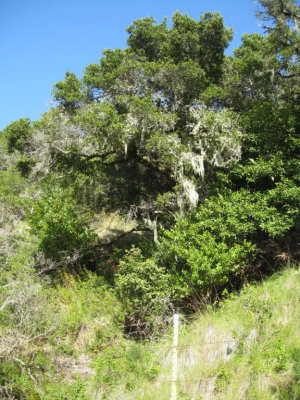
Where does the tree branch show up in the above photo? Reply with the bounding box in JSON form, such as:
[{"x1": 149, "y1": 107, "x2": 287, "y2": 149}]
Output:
[
  {"x1": 51, "y1": 145, "x2": 115, "y2": 161},
  {"x1": 51, "y1": 144, "x2": 177, "y2": 182},
  {"x1": 93, "y1": 227, "x2": 151, "y2": 248},
  {"x1": 134, "y1": 152, "x2": 176, "y2": 182}
]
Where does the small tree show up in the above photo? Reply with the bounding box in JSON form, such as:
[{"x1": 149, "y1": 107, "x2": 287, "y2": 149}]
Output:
[{"x1": 115, "y1": 247, "x2": 173, "y2": 339}]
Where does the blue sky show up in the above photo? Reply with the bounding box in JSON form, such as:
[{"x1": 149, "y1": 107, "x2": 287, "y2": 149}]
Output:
[{"x1": 0, "y1": 0, "x2": 264, "y2": 130}]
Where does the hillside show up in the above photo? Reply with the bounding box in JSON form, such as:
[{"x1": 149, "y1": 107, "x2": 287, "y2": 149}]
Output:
[
  {"x1": 1, "y1": 258, "x2": 299, "y2": 399},
  {"x1": 0, "y1": 1, "x2": 299, "y2": 398},
  {"x1": 100, "y1": 265, "x2": 300, "y2": 400}
]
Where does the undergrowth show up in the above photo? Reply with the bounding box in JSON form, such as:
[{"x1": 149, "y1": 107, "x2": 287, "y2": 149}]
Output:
[
  {"x1": 1, "y1": 263, "x2": 298, "y2": 399},
  {"x1": 115, "y1": 264, "x2": 300, "y2": 400}
]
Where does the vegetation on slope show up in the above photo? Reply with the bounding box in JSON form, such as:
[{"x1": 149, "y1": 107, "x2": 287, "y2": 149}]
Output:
[
  {"x1": 0, "y1": 0, "x2": 299, "y2": 398},
  {"x1": 113, "y1": 266, "x2": 300, "y2": 400}
]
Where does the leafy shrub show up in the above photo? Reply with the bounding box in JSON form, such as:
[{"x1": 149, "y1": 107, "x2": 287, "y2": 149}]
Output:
[
  {"x1": 28, "y1": 187, "x2": 96, "y2": 260},
  {"x1": 0, "y1": 361, "x2": 40, "y2": 400},
  {"x1": 159, "y1": 188, "x2": 299, "y2": 298},
  {"x1": 115, "y1": 247, "x2": 173, "y2": 338}
]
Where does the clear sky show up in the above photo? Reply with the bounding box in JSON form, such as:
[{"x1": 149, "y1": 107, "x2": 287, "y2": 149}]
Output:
[{"x1": 0, "y1": 0, "x2": 264, "y2": 130}]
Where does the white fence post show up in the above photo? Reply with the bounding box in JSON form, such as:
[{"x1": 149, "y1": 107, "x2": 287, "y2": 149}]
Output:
[{"x1": 171, "y1": 313, "x2": 179, "y2": 400}]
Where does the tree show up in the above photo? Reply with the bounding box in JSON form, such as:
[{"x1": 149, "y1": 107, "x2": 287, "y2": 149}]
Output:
[
  {"x1": 158, "y1": 0, "x2": 299, "y2": 301},
  {"x1": 1, "y1": 4, "x2": 298, "y2": 311},
  {"x1": 52, "y1": 71, "x2": 84, "y2": 111},
  {"x1": 256, "y1": 0, "x2": 300, "y2": 100},
  {"x1": 21, "y1": 12, "x2": 239, "y2": 229},
  {"x1": 256, "y1": 0, "x2": 300, "y2": 53},
  {"x1": 2, "y1": 118, "x2": 32, "y2": 154}
]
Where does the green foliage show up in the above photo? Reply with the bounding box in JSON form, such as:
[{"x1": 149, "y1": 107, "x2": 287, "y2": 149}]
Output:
[
  {"x1": 159, "y1": 188, "x2": 299, "y2": 297},
  {"x1": 116, "y1": 247, "x2": 170, "y2": 311},
  {"x1": 5, "y1": 11, "x2": 239, "y2": 223},
  {"x1": 83, "y1": 48, "x2": 129, "y2": 97},
  {"x1": 115, "y1": 247, "x2": 173, "y2": 337},
  {"x1": 0, "y1": 361, "x2": 41, "y2": 400},
  {"x1": 42, "y1": 377, "x2": 89, "y2": 400},
  {"x1": 0, "y1": 168, "x2": 28, "y2": 221},
  {"x1": 27, "y1": 187, "x2": 96, "y2": 260},
  {"x1": 93, "y1": 342, "x2": 159, "y2": 394},
  {"x1": 2, "y1": 118, "x2": 32, "y2": 153},
  {"x1": 127, "y1": 11, "x2": 233, "y2": 82},
  {"x1": 56, "y1": 271, "x2": 123, "y2": 339},
  {"x1": 16, "y1": 156, "x2": 36, "y2": 177},
  {"x1": 1, "y1": 4, "x2": 299, "y2": 398},
  {"x1": 240, "y1": 102, "x2": 299, "y2": 161},
  {"x1": 126, "y1": 16, "x2": 168, "y2": 62},
  {"x1": 257, "y1": 0, "x2": 300, "y2": 57},
  {"x1": 52, "y1": 71, "x2": 84, "y2": 111},
  {"x1": 103, "y1": 266, "x2": 300, "y2": 400},
  {"x1": 159, "y1": 191, "x2": 256, "y2": 297}
]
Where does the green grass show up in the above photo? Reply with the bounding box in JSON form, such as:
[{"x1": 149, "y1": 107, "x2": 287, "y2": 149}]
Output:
[
  {"x1": 1, "y1": 260, "x2": 299, "y2": 399},
  {"x1": 112, "y1": 265, "x2": 300, "y2": 400}
]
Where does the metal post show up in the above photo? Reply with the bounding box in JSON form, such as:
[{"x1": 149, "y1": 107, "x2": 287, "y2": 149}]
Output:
[{"x1": 171, "y1": 313, "x2": 179, "y2": 400}]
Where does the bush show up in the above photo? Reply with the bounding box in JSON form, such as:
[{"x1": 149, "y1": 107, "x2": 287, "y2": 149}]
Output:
[
  {"x1": 159, "y1": 188, "x2": 299, "y2": 299},
  {"x1": 115, "y1": 247, "x2": 173, "y2": 338},
  {"x1": 0, "y1": 361, "x2": 40, "y2": 400},
  {"x1": 28, "y1": 187, "x2": 96, "y2": 260}
]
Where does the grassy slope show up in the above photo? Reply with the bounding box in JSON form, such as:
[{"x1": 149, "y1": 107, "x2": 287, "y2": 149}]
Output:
[
  {"x1": 114, "y1": 265, "x2": 300, "y2": 400},
  {"x1": 1, "y1": 213, "x2": 299, "y2": 400},
  {"x1": 12, "y1": 264, "x2": 297, "y2": 400}
]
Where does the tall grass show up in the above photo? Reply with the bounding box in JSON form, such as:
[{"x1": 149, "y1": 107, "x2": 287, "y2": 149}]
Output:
[{"x1": 108, "y1": 265, "x2": 299, "y2": 400}]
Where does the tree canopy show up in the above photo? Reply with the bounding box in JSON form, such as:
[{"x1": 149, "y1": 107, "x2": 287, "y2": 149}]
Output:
[{"x1": 1, "y1": 0, "x2": 299, "y2": 336}]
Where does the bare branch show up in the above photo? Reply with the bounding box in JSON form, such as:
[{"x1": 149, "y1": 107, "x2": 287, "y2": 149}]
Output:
[
  {"x1": 93, "y1": 227, "x2": 151, "y2": 248},
  {"x1": 0, "y1": 298, "x2": 13, "y2": 312},
  {"x1": 51, "y1": 145, "x2": 115, "y2": 161}
]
